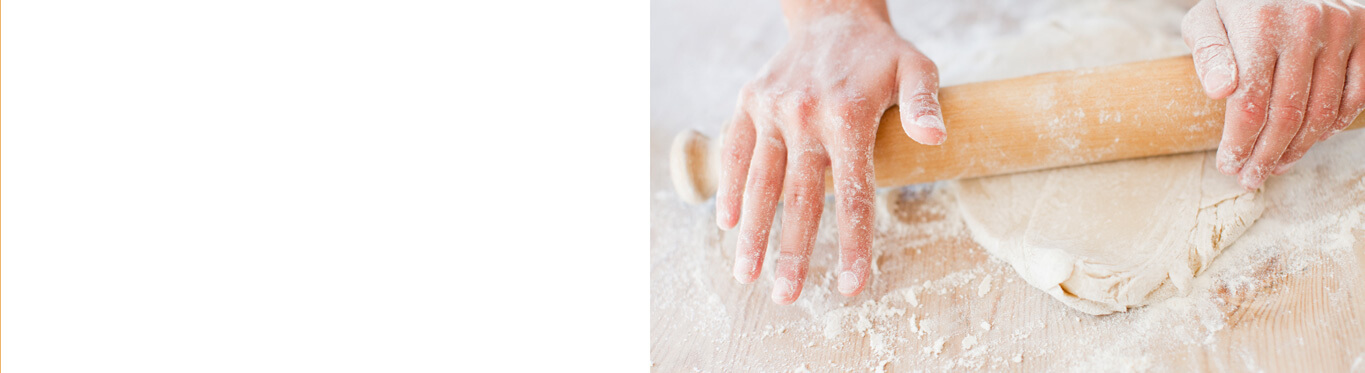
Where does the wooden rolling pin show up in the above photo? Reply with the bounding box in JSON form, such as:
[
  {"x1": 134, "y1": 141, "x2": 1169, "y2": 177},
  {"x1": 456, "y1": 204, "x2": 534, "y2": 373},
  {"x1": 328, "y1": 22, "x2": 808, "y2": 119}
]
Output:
[{"x1": 671, "y1": 55, "x2": 1365, "y2": 203}]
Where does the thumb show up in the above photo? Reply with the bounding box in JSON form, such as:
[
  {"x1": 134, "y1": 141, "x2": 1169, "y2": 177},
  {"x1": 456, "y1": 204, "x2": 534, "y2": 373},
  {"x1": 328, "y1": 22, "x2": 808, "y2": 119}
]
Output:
[
  {"x1": 897, "y1": 53, "x2": 946, "y2": 146},
  {"x1": 1181, "y1": 0, "x2": 1238, "y2": 99}
]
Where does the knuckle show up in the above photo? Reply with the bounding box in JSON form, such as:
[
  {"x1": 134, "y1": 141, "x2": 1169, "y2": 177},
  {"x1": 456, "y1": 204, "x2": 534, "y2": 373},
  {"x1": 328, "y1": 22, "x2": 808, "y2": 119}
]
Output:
[
  {"x1": 777, "y1": 251, "x2": 808, "y2": 266},
  {"x1": 1324, "y1": 5, "x2": 1353, "y2": 27},
  {"x1": 835, "y1": 167, "x2": 874, "y2": 197},
  {"x1": 789, "y1": 139, "x2": 827, "y2": 161},
  {"x1": 1246, "y1": 156, "x2": 1276, "y2": 171},
  {"x1": 906, "y1": 89, "x2": 937, "y2": 104},
  {"x1": 746, "y1": 91, "x2": 777, "y2": 115},
  {"x1": 918, "y1": 56, "x2": 940, "y2": 76},
  {"x1": 1306, "y1": 114, "x2": 1338, "y2": 134},
  {"x1": 1307, "y1": 105, "x2": 1339, "y2": 126},
  {"x1": 902, "y1": 51, "x2": 935, "y2": 69},
  {"x1": 784, "y1": 188, "x2": 818, "y2": 213},
  {"x1": 1292, "y1": 7, "x2": 1323, "y2": 27},
  {"x1": 1241, "y1": 35, "x2": 1276, "y2": 54},
  {"x1": 760, "y1": 133, "x2": 786, "y2": 151},
  {"x1": 739, "y1": 229, "x2": 768, "y2": 249},
  {"x1": 826, "y1": 100, "x2": 855, "y2": 118},
  {"x1": 1293, "y1": 2, "x2": 1325, "y2": 22},
  {"x1": 838, "y1": 191, "x2": 874, "y2": 212},
  {"x1": 1268, "y1": 103, "x2": 1307, "y2": 125},
  {"x1": 1253, "y1": 6, "x2": 1281, "y2": 27},
  {"x1": 1283, "y1": 6, "x2": 1327, "y2": 41},
  {"x1": 1350, "y1": 79, "x2": 1365, "y2": 101},
  {"x1": 790, "y1": 89, "x2": 818, "y2": 108},
  {"x1": 1342, "y1": 104, "x2": 1365, "y2": 127},
  {"x1": 739, "y1": 82, "x2": 759, "y2": 101},
  {"x1": 1309, "y1": 93, "x2": 1341, "y2": 119},
  {"x1": 724, "y1": 141, "x2": 751, "y2": 165},
  {"x1": 1181, "y1": 3, "x2": 1212, "y2": 36},
  {"x1": 1192, "y1": 37, "x2": 1232, "y2": 62},
  {"x1": 780, "y1": 90, "x2": 819, "y2": 118},
  {"x1": 832, "y1": 148, "x2": 871, "y2": 168},
  {"x1": 1231, "y1": 99, "x2": 1268, "y2": 123},
  {"x1": 749, "y1": 173, "x2": 780, "y2": 193},
  {"x1": 829, "y1": 97, "x2": 873, "y2": 120},
  {"x1": 1282, "y1": 146, "x2": 1307, "y2": 162}
]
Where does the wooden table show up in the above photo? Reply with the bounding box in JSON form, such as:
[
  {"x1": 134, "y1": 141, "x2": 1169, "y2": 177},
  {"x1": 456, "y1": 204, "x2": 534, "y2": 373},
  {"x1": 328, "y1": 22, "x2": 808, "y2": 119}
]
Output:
[
  {"x1": 650, "y1": 131, "x2": 1365, "y2": 371},
  {"x1": 650, "y1": 0, "x2": 1365, "y2": 370}
]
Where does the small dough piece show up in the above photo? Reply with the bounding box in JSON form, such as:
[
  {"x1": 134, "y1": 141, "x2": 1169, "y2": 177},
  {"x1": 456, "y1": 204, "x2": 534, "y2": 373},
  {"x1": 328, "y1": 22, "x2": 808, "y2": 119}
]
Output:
[{"x1": 953, "y1": 151, "x2": 1263, "y2": 315}]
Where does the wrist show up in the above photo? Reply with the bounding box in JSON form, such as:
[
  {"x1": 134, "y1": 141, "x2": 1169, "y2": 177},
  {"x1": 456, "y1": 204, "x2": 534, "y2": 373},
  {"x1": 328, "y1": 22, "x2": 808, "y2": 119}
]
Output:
[{"x1": 781, "y1": 0, "x2": 892, "y2": 31}]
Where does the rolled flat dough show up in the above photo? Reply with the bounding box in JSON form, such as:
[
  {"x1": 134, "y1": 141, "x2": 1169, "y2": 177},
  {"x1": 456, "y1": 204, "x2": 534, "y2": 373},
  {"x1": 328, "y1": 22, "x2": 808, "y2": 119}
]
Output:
[{"x1": 953, "y1": 151, "x2": 1264, "y2": 315}]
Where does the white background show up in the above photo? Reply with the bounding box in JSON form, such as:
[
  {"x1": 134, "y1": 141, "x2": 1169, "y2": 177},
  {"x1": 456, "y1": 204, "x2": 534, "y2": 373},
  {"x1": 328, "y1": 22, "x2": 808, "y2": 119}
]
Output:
[{"x1": 2, "y1": 0, "x2": 646, "y2": 371}]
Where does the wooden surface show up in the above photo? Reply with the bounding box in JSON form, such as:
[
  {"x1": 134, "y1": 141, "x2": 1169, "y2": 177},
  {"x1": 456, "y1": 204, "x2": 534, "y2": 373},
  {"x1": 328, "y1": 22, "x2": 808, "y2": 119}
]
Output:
[
  {"x1": 671, "y1": 56, "x2": 1365, "y2": 201},
  {"x1": 651, "y1": 132, "x2": 1365, "y2": 370},
  {"x1": 651, "y1": 1, "x2": 1365, "y2": 370}
]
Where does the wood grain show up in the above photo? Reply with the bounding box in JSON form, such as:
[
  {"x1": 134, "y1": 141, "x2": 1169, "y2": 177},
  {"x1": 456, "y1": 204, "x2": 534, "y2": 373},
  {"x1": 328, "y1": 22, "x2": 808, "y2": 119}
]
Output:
[
  {"x1": 671, "y1": 56, "x2": 1365, "y2": 201},
  {"x1": 651, "y1": 132, "x2": 1365, "y2": 371}
]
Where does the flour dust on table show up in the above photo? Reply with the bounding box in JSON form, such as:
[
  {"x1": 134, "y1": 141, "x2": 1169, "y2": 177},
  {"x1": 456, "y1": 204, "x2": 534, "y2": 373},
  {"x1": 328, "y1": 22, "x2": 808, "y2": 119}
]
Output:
[{"x1": 653, "y1": 0, "x2": 1365, "y2": 370}]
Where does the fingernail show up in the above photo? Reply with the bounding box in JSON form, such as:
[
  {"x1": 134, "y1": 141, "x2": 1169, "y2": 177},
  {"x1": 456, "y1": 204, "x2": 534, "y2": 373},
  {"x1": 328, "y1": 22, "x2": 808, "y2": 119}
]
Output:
[
  {"x1": 1217, "y1": 150, "x2": 1243, "y2": 175},
  {"x1": 772, "y1": 277, "x2": 797, "y2": 304},
  {"x1": 838, "y1": 271, "x2": 860, "y2": 294},
  {"x1": 733, "y1": 256, "x2": 756, "y2": 284},
  {"x1": 1323, "y1": 127, "x2": 1343, "y2": 141},
  {"x1": 915, "y1": 115, "x2": 946, "y2": 131},
  {"x1": 1204, "y1": 65, "x2": 1233, "y2": 94},
  {"x1": 1322, "y1": 124, "x2": 1347, "y2": 142},
  {"x1": 1273, "y1": 159, "x2": 1297, "y2": 175},
  {"x1": 1239, "y1": 166, "x2": 1266, "y2": 190},
  {"x1": 717, "y1": 209, "x2": 735, "y2": 230},
  {"x1": 929, "y1": 132, "x2": 947, "y2": 145},
  {"x1": 914, "y1": 115, "x2": 947, "y2": 145}
]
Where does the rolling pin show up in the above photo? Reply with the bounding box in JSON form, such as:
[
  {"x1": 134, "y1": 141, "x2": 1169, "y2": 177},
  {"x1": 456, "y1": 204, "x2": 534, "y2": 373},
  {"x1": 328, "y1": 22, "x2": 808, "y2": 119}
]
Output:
[{"x1": 671, "y1": 55, "x2": 1365, "y2": 203}]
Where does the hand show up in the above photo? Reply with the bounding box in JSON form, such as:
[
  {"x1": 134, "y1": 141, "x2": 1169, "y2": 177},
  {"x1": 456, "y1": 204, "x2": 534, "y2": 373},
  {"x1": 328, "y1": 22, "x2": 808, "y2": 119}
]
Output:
[
  {"x1": 1182, "y1": 0, "x2": 1365, "y2": 189},
  {"x1": 716, "y1": 0, "x2": 945, "y2": 304}
]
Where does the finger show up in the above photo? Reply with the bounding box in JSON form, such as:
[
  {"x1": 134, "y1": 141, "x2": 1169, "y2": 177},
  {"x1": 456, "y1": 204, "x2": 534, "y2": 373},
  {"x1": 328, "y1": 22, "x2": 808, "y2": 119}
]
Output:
[
  {"x1": 1216, "y1": 39, "x2": 1277, "y2": 176},
  {"x1": 732, "y1": 129, "x2": 786, "y2": 284},
  {"x1": 1327, "y1": 44, "x2": 1365, "y2": 142},
  {"x1": 716, "y1": 110, "x2": 756, "y2": 230},
  {"x1": 1239, "y1": 47, "x2": 1313, "y2": 189},
  {"x1": 1182, "y1": 0, "x2": 1240, "y2": 99},
  {"x1": 897, "y1": 53, "x2": 946, "y2": 145},
  {"x1": 1276, "y1": 41, "x2": 1349, "y2": 174},
  {"x1": 770, "y1": 139, "x2": 828, "y2": 305},
  {"x1": 829, "y1": 137, "x2": 875, "y2": 297}
]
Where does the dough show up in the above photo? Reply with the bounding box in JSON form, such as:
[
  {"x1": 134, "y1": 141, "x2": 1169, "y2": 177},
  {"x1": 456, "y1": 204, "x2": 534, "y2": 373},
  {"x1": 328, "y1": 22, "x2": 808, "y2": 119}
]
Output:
[{"x1": 953, "y1": 151, "x2": 1264, "y2": 315}]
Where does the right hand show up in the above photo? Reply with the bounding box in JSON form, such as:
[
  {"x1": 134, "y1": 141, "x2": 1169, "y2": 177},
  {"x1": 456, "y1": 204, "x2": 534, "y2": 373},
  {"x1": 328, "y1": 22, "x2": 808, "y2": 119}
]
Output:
[
  {"x1": 717, "y1": 0, "x2": 946, "y2": 305},
  {"x1": 1182, "y1": 0, "x2": 1365, "y2": 189}
]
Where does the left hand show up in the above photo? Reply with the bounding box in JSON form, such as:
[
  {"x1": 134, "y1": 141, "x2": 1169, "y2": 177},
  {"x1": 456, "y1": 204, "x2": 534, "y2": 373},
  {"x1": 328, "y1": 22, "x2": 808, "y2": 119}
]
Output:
[{"x1": 1182, "y1": 0, "x2": 1365, "y2": 189}]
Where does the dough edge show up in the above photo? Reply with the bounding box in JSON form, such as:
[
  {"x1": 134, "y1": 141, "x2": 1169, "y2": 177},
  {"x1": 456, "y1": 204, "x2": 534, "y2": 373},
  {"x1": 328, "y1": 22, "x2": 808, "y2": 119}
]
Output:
[{"x1": 951, "y1": 153, "x2": 1266, "y2": 315}]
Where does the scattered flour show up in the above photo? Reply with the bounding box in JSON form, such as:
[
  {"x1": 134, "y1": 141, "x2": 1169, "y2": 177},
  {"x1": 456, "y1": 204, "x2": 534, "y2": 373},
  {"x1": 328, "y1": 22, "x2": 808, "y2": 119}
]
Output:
[
  {"x1": 926, "y1": 337, "x2": 946, "y2": 356},
  {"x1": 652, "y1": 0, "x2": 1365, "y2": 371}
]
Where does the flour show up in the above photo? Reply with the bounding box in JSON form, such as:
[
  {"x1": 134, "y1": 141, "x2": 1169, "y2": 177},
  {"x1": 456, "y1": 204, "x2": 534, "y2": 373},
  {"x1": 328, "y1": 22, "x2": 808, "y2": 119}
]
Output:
[
  {"x1": 961, "y1": 335, "x2": 979, "y2": 350},
  {"x1": 976, "y1": 275, "x2": 993, "y2": 297},
  {"x1": 652, "y1": 0, "x2": 1365, "y2": 371},
  {"x1": 926, "y1": 337, "x2": 946, "y2": 356},
  {"x1": 902, "y1": 285, "x2": 921, "y2": 307}
]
